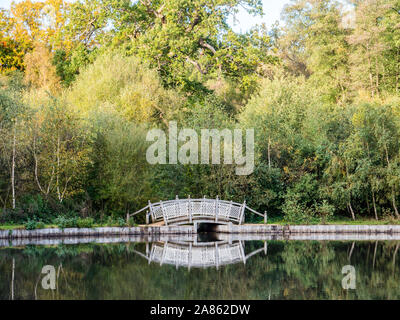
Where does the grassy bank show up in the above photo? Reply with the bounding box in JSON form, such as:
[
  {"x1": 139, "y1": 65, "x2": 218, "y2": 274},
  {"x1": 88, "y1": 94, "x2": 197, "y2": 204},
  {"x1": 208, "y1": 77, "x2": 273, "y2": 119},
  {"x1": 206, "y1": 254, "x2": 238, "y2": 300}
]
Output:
[
  {"x1": 1, "y1": 218, "x2": 400, "y2": 230},
  {"x1": 263, "y1": 216, "x2": 400, "y2": 226},
  {"x1": 0, "y1": 220, "x2": 138, "y2": 230}
]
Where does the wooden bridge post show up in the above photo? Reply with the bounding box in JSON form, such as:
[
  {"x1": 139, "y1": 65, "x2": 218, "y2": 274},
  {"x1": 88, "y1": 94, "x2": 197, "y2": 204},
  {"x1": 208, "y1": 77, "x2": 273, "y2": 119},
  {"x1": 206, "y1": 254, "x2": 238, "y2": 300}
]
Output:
[
  {"x1": 202, "y1": 195, "x2": 206, "y2": 216},
  {"x1": 174, "y1": 195, "x2": 179, "y2": 219},
  {"x1": 146, "y1": 210, "x2": 149, "y2": 225},
  {"x1": 160, "y1": 200, "x2": 168, "y2": 226},
  {"x1": 188, "y1": 195, "x2": 192, "y2": 223},
  {"x1": 215, "y1": 196, "x2": 219, "y2": 222},
  {"x1": 148, "y1": 200, "x2": 153, "y2": 223},
  {"x1": 239, "y1": 200, "x2": 246, "y2": 225},
  {"x1": 229, "y1": 200, "x2": 234, "y2": 223},
  {"x1": 264, "y1": 211, "x2": 267, "y2": 224}
]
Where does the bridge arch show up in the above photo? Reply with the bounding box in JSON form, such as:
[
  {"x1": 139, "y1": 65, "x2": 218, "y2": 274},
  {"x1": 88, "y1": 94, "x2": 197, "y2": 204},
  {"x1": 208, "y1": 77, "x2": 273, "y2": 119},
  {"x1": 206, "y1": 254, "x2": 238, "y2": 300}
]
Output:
[{"x1": 127, "y1": 196, "x2": 266, "y2": 226}]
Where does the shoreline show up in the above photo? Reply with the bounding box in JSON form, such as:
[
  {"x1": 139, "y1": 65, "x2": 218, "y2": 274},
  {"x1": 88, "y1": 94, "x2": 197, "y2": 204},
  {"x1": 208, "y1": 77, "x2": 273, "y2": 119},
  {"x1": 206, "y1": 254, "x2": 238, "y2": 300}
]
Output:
[
  {"x1": 215, "y1": 224, "x2": 400, "y2": 234},
  {"x1": 2, "y1": 224, "x2": 400, "y2": 239}
]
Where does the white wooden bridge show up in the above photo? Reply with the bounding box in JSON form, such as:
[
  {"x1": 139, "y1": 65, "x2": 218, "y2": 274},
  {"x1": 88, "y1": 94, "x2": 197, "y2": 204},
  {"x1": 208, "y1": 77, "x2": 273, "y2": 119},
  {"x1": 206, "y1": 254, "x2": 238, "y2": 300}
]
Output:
[
  {"x1": 133, "y1": 240, "x2": 267, "y2": 269},
  {"x1": 127, "y1": 196, "x2": 266, "y2": 226}
]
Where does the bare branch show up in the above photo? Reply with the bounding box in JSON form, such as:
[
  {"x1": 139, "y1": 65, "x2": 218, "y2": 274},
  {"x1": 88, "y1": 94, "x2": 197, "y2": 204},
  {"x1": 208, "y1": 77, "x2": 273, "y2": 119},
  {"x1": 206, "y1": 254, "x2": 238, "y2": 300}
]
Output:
[
  {"x1": 186, "y1": 56, "x2": 207, "y2": 74},
  {"x1": 140, "y1": 0, "x2": 166, "y2": 23},
  {"x1": 33, "y1": 136, "x2": 45, "y2": 195},
  {"x1": 199, "y1": 38, "x2": 222, "y2": 77},
  {"x1": 186, "y1": 13, "x2": 201, "y2": 33},
  {"x1": 60, "y1": 176, "x2": 72, "y2": 203},
  {"x1": 199, "y1": 38, "x2": 217, "y2": 55}
]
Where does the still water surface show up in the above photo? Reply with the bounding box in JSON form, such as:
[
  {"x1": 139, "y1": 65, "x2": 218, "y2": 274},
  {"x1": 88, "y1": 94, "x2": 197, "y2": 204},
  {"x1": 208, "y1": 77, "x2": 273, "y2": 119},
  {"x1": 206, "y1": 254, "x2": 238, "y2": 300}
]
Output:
[{"x1": 0, "y1": 235, "x2": 399, "y2": 300}]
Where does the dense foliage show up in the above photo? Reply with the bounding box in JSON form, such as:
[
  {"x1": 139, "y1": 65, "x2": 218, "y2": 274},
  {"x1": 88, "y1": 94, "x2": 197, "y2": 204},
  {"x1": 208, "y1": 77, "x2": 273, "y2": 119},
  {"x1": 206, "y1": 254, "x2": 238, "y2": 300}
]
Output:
[{"x1": 1, "y1": 0, "x2": 400, "y2": 224}]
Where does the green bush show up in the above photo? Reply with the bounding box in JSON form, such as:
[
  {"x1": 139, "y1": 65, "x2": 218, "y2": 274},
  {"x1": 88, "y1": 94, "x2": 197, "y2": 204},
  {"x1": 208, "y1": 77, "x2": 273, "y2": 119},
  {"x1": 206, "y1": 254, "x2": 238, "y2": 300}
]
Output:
[
  {"x1": 36, "y1": 221, "x2": 46, "y2": 229},
  {"x1": 0, "y1": 209, "x2": 29, "y2": 225},
  {"x1": 54, "y1": 216, "x2": 78, "y2": 229},
  {"x1": 24, "y1": 219, "x2": 45, "y2": 230},
  {"x1": 315, "y1": 200, "x2": 335, "y2": 224},
  {"x1": 25, "y1": 220, "x2": 38, "y2": 230},
  {"x1": 127, "y1": 217, "x2": 137, "y2": 227},
  {"x1": 282, "y1": 194, "x2": 315, "y2": 224},
  {"x1": 76, "y1": 217, "x2": 94, "y2": 228},
  {"x1": 54, "y1": 216, "x2": 94, "y2": 228},
  {"x1": 116, "y1": 218, "x2": 126, "y2": 227},
  {"x1": 67, "y1": 51, "x2": 182, "y2": 123}
]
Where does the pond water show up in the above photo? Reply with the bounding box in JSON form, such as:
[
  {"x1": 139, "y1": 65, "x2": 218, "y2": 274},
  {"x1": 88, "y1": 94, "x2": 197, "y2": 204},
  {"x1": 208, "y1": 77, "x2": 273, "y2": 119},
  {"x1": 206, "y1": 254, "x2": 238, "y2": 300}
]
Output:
[{"x1": 0, "y1": 234, "x2": 399, "y2": 300}]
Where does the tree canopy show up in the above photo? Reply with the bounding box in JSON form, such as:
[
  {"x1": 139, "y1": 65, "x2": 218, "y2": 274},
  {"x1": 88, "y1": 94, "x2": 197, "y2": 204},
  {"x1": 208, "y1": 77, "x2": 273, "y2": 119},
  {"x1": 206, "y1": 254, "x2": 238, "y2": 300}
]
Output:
[{"x1": 1, "y1": 0, "x2": 400, "y2": 224}]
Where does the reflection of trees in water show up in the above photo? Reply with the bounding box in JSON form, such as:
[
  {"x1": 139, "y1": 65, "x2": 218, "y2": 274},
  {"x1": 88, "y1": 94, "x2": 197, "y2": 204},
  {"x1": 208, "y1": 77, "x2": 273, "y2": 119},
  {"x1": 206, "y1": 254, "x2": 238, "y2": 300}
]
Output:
[
  {"x1": 278, "y1": 241, "x2": 400, "y2": 300},
  {"x1": 0, "y1": 241, "x2": 400, "y2": 299}
]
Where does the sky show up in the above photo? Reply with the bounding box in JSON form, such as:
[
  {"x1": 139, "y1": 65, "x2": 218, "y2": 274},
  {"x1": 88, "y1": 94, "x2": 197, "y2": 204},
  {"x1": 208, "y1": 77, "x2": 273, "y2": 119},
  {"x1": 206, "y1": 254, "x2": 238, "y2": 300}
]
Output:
[
  {"x1": 0, "y1": 0, "x2": 292, "y2": 32},
  {"x1": 229, "y1": 0, "x2": 292, "y2": 32}
]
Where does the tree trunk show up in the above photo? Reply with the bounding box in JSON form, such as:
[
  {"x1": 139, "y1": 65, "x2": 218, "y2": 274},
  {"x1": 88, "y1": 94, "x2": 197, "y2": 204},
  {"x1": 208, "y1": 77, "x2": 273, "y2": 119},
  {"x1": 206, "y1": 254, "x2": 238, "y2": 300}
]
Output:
[
  {"x1": 372, "y1": 191, "x2": 378, "y2": 220},
  {"x1": 383, "y1": 143, "x2": 399, "y2": 218},
  {"x1": 11, "y1": 126, "x2": 16, "y2": 210},
  {"x1": 392, "y1": 189, "x2": 400, "y2": 219},
  {"x1": 396, "y1": 48, "x2": 400, "y2": 93},
  {"x1": 367, "y1": 53, "x2": 374, "y2": 96},
  {"x1": 375, "y1": 55, "x2": 379, "y2": 92},
  {"x1": 348, "y1": 202, "x2": 355, "y2": 221},
  {"x1": 56, "y1": 134, "x2": 61, "y2": 202},
  {"x1": 267, "y1": 137, "x2": 271, "y2": 169},
  {"x1": 33, "y1": 136, "x2": 46, "y2": 196}
]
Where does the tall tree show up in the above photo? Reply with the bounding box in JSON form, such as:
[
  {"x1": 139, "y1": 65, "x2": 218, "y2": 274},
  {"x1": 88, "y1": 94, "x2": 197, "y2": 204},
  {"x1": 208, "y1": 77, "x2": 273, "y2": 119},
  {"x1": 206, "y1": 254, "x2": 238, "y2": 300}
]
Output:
[
  {"x1": 0, "y1": 79, "x2": 27, "y2": 209},
  {"x1": 279, "y1": 0, "x2": 350, "y2": 101},
  {"x1": 64, "y1": 0, "x2": 274, "y2": 91}
]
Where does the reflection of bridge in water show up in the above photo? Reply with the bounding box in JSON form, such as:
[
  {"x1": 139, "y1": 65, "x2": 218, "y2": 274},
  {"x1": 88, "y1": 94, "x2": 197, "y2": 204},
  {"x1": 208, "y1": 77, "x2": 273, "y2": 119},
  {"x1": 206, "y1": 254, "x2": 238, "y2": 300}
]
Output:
[
  {"x1": 133, "y1": 240, "x2": 267, "y2": 269},
  {"x1": 128, "y1": 196, "x2": 266, "y2": 226}
]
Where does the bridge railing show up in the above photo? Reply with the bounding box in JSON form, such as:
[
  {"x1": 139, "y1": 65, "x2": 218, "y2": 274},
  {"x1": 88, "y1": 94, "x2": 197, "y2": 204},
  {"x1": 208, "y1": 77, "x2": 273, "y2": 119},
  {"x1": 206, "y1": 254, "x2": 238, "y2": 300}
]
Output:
[
  {"x1": 150, "y1": 198, "x2": 245, "y2": 225},
  {"x1": 127, "y1": 197, "x2": 266, "y2": 226}
]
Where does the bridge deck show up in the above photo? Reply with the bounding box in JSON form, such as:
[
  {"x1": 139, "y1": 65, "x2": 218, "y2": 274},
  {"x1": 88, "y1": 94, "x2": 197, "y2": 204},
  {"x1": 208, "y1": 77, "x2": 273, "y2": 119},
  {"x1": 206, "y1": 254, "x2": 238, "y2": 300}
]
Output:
[{"x1": 129, "y1": 197, "x2": 266, "y2": 226}]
